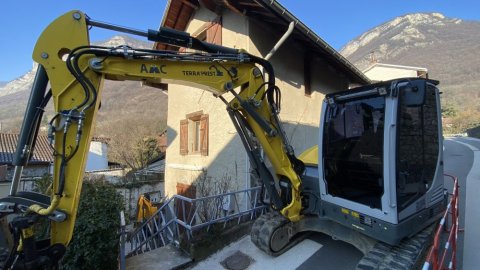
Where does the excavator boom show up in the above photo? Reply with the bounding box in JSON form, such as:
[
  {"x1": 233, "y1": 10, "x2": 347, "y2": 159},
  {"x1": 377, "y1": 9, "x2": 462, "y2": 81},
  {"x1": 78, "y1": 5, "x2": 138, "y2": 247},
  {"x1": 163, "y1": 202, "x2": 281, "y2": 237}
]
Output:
[{"x1": 0, "y1": 10, "x2": 303, "y2": 268}]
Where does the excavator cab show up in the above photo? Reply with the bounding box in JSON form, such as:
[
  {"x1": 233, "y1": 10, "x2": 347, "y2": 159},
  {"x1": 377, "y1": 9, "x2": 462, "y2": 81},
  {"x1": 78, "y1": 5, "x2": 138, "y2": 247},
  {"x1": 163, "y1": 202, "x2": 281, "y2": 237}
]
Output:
[{"x1": 315, "y1": 78, "x2": 445, "y2": 244}]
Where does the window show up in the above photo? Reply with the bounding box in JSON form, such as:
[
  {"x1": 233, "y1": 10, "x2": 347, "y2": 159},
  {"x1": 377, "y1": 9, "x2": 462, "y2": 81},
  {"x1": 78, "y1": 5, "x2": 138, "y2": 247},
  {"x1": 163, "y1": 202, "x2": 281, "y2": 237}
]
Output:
[
  {"x1": 396, "y1": 84, "x2": 439, "y2": 211},
  {"x1": 323, "y1": 95, "x2": 386, "y2": 209},
  {"x1": 180, "y1": 111, "x2": 209, "y2": 156}
]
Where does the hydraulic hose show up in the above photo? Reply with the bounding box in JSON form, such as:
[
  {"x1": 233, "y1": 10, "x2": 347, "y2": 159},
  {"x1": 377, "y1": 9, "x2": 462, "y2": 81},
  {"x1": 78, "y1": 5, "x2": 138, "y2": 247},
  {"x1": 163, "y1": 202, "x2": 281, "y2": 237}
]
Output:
[{"x1": 27, "y1": 195, "x2": 61, "y2": 216}]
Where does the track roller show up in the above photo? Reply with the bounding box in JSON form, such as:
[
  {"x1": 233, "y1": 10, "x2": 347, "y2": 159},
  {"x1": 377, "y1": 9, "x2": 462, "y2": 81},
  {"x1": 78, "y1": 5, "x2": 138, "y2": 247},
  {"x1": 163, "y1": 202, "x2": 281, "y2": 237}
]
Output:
[
  {"x1": 356, "y1": 224, "x2": 435, "y2": 270},
  {"x1": 251, "y1": 211, "x2": 307, "y2": 256}
]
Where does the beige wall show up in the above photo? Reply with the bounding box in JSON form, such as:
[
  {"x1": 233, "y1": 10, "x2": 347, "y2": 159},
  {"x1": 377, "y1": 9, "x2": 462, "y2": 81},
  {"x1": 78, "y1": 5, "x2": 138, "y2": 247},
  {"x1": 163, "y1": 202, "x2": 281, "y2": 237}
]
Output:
[
  {"x1": 164, "y1": 9, "x2": 250, "y2": 197},
  {"x1": 364, "y1": 66, "x2": 420, "y2": 81},
  {"x1": 164, "y1": 8, "x2": 351, "y2": 197},
  {"x1": 248, "y1": 18, "x2": 349, "y2": 154}
]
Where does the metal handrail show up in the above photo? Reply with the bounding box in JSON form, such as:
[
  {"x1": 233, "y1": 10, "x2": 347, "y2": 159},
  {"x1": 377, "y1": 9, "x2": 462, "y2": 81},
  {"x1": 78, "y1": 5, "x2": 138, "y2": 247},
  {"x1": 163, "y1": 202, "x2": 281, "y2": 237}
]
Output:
[
  {"x1": 122, "y1": 186, "x2": 266, "y2": 258},
  {"x1": 423, "y1": 173, "x2": 460, "y2": 270}
]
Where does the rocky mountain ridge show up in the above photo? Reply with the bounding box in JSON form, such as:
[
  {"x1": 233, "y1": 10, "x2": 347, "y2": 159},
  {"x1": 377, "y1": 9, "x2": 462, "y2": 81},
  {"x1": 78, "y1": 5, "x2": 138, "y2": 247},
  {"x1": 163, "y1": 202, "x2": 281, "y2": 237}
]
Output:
[
  {"x1": 340, "y1": 12, "x2": 480, "y2": 132},
  {"x1": 0, "y1": 35, "x2": 152, "y2": 98},
  {"x1": 341, "y1": 12, "x2": 471, "y2": 70},
  {"x1": 0, "y1": 35, "x2": 165, "y2": 133}
]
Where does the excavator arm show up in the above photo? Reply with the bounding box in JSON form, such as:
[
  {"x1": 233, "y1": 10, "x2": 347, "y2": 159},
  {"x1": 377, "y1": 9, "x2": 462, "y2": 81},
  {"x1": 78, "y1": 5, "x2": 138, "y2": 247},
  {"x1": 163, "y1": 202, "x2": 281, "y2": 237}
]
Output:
[
  {"x1": 136, "y1": 194, "x2": 158, "y2": 224},
  {"x1": 0, "y1": 10, "x2": 304, "y2": 268}
]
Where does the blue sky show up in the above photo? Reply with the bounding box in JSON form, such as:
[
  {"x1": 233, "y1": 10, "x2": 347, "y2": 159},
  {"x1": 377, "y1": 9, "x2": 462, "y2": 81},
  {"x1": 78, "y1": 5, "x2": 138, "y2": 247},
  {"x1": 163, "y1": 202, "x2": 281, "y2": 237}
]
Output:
[{"x1": 0, "y1": 0, "x2": 478, "y2": 82}]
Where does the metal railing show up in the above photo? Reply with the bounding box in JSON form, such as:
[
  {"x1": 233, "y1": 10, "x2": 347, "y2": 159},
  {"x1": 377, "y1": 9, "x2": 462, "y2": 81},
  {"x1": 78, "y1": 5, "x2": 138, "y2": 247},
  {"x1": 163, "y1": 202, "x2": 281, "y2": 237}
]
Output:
[
  {"x1": 423, "y1": 174, "x2": 461, "y2": 270},
  {"x1": 122, "y1": 186, "x2": 266, "y2": 258}
]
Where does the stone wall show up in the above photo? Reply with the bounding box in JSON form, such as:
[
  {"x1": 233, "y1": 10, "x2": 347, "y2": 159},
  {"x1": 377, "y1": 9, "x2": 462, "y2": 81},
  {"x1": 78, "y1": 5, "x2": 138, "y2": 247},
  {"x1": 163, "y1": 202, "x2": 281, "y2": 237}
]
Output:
[{"x1": 86, "y1": 169, "x2": 165, "y2": 219}]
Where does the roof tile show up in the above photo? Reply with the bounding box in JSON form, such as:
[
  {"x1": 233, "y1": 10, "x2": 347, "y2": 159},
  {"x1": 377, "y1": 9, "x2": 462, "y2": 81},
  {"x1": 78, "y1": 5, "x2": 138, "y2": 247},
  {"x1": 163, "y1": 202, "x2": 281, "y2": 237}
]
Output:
[{"x1": 0, "y1": 133, "x2": 53, "y2": 165}]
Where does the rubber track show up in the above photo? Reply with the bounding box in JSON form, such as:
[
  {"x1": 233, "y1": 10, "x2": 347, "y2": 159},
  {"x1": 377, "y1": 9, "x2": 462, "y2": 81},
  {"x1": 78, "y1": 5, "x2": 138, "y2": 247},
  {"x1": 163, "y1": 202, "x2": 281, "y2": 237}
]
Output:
[
  {"x1": 0, "y1": 247, "x2": 8, "y2": 268},
  {"x1": 356, "y1": 224, "x2": 436, "y2": 270},
  {"x1": 251, "y1": 212, "x2": 309, "y2": 257}
]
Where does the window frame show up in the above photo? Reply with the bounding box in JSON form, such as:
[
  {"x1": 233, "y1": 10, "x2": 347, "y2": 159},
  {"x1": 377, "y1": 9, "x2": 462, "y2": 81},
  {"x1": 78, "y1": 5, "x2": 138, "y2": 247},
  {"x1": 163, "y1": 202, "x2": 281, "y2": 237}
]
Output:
[{"x1": 180, "y1": 111, "x2": 209, "y2": 156}]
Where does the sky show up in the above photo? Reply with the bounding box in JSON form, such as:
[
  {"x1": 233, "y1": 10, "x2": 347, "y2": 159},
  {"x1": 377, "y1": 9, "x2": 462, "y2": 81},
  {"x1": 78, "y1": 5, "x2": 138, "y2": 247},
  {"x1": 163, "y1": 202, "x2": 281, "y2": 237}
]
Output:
[{"x1": 0, "y1": 0, "x2": 479, "y2": 82}]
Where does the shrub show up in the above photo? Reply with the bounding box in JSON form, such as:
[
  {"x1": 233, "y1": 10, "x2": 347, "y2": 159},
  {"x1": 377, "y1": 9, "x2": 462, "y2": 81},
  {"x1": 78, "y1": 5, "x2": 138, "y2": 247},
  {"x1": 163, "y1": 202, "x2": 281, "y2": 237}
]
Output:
[
  {"x1": 33, "y1": 174, "x2": 53, "y2": 194},
  {"x1": 61, "y1": 179, "x2": 124, "y2": 270}
]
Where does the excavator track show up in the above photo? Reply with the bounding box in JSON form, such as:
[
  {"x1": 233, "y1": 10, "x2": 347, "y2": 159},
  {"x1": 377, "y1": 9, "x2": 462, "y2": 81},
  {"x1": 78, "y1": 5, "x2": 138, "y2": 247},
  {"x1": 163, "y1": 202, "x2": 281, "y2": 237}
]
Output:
[
  {"x1": 356, "y1": 224, "x2": 436, "y2": 270},
  {"x1": 251, "y1": 212, "x2": 308, "y2": 256},
  {"x1": 0, "y1": 247, "x2": 9, "y2": 269},
  {"x1": 252, "y1": 212, "x2": 435, "y2": 269}
]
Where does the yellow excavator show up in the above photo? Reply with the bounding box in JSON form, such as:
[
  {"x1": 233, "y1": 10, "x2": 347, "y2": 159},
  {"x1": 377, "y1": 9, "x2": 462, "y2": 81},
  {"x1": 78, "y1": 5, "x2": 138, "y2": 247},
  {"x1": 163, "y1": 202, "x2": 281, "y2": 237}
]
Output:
[
  {"x1": 135, "y1": 194, "x2": 158, "y2": 225},
  {"x1": 0, "y1": 11, "x2": 445, "y2": 269}
]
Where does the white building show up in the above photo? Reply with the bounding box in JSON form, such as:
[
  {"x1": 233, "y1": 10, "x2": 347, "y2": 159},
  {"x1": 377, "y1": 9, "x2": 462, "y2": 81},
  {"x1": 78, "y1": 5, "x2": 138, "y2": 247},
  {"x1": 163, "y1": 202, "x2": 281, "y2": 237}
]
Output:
[
  {"x1": 85, "y1": 139, "x2": 109, "y2": 172},
  {"x1": 363, "y1": 63, "x2": 428, "y2": 81}
]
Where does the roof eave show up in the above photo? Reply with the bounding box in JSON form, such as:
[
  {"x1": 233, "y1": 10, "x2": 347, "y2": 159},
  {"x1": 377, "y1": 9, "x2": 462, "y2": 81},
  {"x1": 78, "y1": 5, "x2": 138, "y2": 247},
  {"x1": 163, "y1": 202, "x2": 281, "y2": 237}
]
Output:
[
  {"x1": 157, "y1": 0, "x2": 370, "y2": 85},
  {"x1": 258, "y1": 0, "x2": 370, "y2": 85}
]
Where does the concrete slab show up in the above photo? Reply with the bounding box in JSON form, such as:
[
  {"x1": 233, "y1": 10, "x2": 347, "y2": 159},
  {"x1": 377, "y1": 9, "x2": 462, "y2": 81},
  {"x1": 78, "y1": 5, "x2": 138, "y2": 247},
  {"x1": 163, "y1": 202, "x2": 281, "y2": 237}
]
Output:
[
  {"x1": 189, "y1": 235, "x2": 322, "y2": 270},
  {"x1": 126, "y1": 244, "x2": 192, "y2": 270}
]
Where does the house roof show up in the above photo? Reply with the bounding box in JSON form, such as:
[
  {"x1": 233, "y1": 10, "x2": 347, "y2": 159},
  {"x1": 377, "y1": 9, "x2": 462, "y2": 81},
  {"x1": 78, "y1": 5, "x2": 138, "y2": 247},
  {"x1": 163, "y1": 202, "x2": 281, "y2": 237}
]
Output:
[
  {"x1": 91, "y1": 136, "x2": 110, "y2": 144},
  {"x1": 0, "y1": 133, "x2": 53, "y2": 165},
  {"x1": 156, "y1": 0, "x2": 370, "y2": 85}
]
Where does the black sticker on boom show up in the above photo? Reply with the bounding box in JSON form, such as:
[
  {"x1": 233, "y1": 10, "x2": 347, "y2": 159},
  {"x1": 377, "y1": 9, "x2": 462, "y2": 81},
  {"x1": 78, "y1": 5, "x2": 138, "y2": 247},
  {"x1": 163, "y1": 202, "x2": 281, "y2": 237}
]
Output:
[
  {"x1": 182, "y1": 65, "x2": 223, "y2": 76},
  {"x1": 140, "y1": 64, "x2": 167, "y2": 74}
]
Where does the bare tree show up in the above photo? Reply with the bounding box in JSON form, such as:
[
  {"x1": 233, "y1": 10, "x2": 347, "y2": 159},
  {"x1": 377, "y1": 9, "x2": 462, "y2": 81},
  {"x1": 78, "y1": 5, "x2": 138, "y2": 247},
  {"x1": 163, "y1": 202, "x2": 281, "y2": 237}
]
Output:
[
  {"x1": 194, "y1": 172, "x2": 238, "y2": 222},
  {"x1": 98, "y1": 117, "x2": 166, "y2": 171}
]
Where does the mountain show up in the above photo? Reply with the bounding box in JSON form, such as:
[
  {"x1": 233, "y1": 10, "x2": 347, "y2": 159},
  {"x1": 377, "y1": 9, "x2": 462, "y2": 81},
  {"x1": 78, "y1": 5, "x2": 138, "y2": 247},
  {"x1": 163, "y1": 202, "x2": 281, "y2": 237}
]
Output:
[
  {"x1": 0, "y1": 35, "x2": 153, "y2": 98},
  {"x1": 341, "y1": 13, "x2": 480, "y2": 132},
  {"x1": 0, "y1": 65, "x2": 38, "y2": 98},
  {"x1": 0, "y1": 35, "x2": 167, "y2": 133}
]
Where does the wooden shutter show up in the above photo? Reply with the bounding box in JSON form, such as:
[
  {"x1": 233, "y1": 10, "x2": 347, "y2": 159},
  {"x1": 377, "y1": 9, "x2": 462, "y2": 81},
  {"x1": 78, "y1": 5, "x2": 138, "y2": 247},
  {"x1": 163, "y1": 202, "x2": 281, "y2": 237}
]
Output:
[
  {"x1": 176, "y1": 183, "x2": 196, "y2": 198},
  {"x1": 200, "y1": 114, "x2": 209, "y2": 156},
  {"x1": 180, "y1": 119, "x2": 188, "y2": 155},
  {"x1": 176, "y1": 183, "x2": 196, "y2": 227},
  {"x1": 206, "y1": 19, "x2": 222, "y2": 45}
]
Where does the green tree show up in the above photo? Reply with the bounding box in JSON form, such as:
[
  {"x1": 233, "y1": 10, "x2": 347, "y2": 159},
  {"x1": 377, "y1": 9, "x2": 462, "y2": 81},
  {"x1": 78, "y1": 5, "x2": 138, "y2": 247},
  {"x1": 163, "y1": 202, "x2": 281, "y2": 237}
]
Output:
[
  {"x1": 441, "y1": 103, "x2": 458, "y2": 118},
  {"x1": 33, "y1": 174, "x2": 53, "y2": 194},
  {"x1": 61, "y1": 179, "x2": 124, "y2": 270}
]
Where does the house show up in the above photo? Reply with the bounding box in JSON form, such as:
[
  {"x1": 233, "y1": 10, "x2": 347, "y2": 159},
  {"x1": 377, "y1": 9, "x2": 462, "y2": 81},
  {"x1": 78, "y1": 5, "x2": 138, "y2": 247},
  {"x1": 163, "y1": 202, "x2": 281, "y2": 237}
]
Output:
[
  {"x1": 0, "y1": 133, "x2": 110, "y2": 197},
  {"x1": 156, "y1": 0, "x2": 370, "y2": 197},
  {"x1": 363, "y1": 63, "x2": 428, "y2": 81},
  {"x1": 86, "y1": 137, "x2": 110, "y2": 172},
  {"x1": 0, "y1": 133, "x2": 53, "y2": 197}
]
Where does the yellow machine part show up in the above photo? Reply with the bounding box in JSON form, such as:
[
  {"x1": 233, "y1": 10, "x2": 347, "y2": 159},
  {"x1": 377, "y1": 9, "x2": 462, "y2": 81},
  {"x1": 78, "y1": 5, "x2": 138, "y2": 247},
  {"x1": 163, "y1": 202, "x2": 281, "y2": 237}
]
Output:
[
  {"x1": 136, "y1": 195, "x2": 159, "y2": 223},
  {"x1": 28, "y1": 10, "x2": 304, "y2": 247},
  {"x1": 32, "y1": 11, "x2": 104, "y2": 246},
  {"x1": 298, "y1": 145, "x2": 318, "y2": 167}
]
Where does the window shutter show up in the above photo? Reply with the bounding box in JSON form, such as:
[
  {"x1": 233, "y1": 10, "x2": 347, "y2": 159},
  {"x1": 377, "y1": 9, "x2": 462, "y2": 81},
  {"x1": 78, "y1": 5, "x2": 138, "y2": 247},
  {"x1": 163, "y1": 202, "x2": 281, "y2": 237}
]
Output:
[
  {"x1": 180, "y1": 119, "x2": 188, "y2": 155},
  {"x1": 200, "y1": 114, "x2": 209, "y2": 156},
  {"x1": 206, "y1": 19, "x2": 222, "y2": 45}
]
